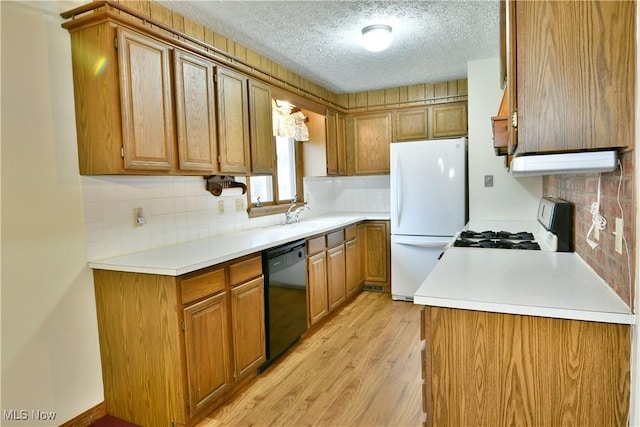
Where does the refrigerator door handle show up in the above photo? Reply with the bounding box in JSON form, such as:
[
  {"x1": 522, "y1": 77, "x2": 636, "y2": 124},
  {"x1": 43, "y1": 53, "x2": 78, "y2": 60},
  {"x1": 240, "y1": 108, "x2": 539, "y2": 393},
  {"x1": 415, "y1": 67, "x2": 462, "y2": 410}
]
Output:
[
  {"x1": 395, "y1": 155, "x2": 402, "y2": 225},
  {"x1": 393, "y1": 236, "x2": 451, "y2": 247}
]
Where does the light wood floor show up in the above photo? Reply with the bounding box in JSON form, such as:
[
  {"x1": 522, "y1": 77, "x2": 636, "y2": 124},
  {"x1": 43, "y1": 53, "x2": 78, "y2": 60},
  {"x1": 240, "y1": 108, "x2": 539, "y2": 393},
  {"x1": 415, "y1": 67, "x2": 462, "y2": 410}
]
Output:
[{"x1": 198, "y1": 291, "x2": 424, "y2": 427}]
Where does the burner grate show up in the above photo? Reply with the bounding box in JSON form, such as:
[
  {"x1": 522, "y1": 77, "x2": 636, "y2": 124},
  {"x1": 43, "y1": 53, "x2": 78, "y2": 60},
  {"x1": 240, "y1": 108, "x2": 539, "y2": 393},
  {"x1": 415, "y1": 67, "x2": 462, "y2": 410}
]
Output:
[{"x1": 454, "y1": 230, "x2": 540, "y2": 250}]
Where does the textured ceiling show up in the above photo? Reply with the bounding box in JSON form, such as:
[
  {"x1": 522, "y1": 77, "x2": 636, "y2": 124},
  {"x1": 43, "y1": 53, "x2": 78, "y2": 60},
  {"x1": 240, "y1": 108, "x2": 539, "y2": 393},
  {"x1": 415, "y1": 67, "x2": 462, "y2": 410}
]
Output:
[{"x1": 157, "y1": 0, "x2": 500, "y2": 94}]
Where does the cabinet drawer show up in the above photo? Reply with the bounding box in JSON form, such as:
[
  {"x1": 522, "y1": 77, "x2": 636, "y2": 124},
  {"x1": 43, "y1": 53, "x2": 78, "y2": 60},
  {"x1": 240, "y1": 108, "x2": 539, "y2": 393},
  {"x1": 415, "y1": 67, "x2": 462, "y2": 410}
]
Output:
[
  {"x1": 307, "y1": 236, "x2": 326, "y2": 256},
  {"x1": 345, "y1": 225, "x2": 357, "y2": 241},
  {"x1": 229, "y1": 255, "x2": 262, "y2": 287},
  {"x1": 181, "y1": 267, "x2": 226, "y2": 305},
  {"x1": 326, "y1": 230, "x2": 344, "y2": 248}
]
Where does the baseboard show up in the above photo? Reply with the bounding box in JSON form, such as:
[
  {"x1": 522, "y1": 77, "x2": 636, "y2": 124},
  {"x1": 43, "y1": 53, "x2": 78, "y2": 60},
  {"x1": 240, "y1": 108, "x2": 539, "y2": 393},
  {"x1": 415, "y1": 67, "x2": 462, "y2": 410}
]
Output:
[{"x1": 60, "y1": 402, "x2": 107, "y2": 427}]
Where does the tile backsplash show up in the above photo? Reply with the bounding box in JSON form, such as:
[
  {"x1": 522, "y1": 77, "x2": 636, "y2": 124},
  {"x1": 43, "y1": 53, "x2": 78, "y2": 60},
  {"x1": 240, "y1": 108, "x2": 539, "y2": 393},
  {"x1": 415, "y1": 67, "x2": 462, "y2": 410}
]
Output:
[
  {"x1": 81, "y1": 174, "x2": 390, "y2": 260},
  {"x1": 543, "y1": 151, "x2": 635, "y2": 307},
  {"x1": 304, "y1": 175, "x2": 391, "y2": 214}
]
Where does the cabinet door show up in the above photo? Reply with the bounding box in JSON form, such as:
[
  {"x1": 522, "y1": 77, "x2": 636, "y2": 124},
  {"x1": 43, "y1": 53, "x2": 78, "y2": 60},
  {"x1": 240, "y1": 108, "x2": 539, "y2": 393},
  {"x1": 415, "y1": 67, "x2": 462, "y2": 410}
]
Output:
[
  {"x1": 117, "y1": 28, "x2": 173, "y2": 171},
  {"x1": 217, "y1": 67, "x2": 250, "y2": 174},
  {"x1": 395, "y1": 107, "x2": 429, "y2": 141},
  {"x1": 336, "y1": 113, "x2": 347, "y2": 175},
  {"x1": 431, "y1": 103, "x2": 467, "y2": 138},
  {"x1": 174, "y1": 49, "x2": 218, "y2": 173},
  {"x1": 231, "y1": 276, "x2": 266, "y2": 381},
  {"x1": 249, "y1": 80, "x2": 275, "y2": 174},
  {"x1": 327, "y1": 244, "x2": 346, "y2": 311},
  {"x1": 512, "y1": 0, "x2": 634, "y2": 153},
  {"x1": 364, "y1": 221, "x2": 389, "y2": 287},
  {"x1": 325, "y1": 109, "x2": 338, "y2": 175},
  {"x1": 357, "y1": 223, "x2": 366, "y2": 285},
  {"x1": 345, "y1": 238, "x2": 359, "y2": 297},
  {"x1": 183, "y1": 292, "x2": 232, "y2": 417},
  {"x1": 307, "y1": 251, "x2": 329, "y2": 325},
  {"x1": 352, "y1": 112, "x2": 392, "y2": 174}
]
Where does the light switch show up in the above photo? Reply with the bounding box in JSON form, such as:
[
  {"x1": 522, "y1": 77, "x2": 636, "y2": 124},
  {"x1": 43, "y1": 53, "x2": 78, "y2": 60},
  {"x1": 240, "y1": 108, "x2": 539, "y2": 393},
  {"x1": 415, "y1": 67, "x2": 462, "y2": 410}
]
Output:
[{"x1": 484, "y1": 175, "x2": 494, "y2": 187}]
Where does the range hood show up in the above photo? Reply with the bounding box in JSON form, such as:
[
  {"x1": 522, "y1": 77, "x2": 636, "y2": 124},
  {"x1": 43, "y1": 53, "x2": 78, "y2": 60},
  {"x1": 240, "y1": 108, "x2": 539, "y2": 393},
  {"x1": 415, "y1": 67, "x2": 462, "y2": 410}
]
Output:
[{"x1": 510, "y1": 150, "x2": 618, "y2": 177}]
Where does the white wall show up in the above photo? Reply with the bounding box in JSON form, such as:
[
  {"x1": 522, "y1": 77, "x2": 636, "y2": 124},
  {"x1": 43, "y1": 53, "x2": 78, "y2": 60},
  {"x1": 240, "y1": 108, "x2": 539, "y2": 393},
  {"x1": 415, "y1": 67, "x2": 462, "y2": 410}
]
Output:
[
  {"x1": 0, "y1": 1, "x2": 103, "y2": 424},
  {"x1": 467, "y1": 58, "x2": 542, "y2": 220}
]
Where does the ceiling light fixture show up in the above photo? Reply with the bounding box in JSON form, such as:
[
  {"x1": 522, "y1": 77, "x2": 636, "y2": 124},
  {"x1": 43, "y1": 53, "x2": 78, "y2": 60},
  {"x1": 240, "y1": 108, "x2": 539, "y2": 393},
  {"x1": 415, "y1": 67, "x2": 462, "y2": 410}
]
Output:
[{"x1": 361, "y1": 24, "x2": 393, "y2": 52}]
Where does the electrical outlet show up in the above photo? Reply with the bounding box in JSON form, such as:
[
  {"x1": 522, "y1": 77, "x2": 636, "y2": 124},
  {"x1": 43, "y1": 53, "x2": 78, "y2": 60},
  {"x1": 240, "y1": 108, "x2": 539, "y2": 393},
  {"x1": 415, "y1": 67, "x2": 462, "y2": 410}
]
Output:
[
  {"x1": 218, "y1": 200, "x2": 225, "y2": 215},
  {"x1": 235, "y1": 198, "x2": 244, "y2": 212},
  {"x1": 484, "y1": 175, "x2": 494, "y2": 187},
  {"x1": 615, "y1": 217, "x2": 623, "y2": 254},
  {"x1": 134, "y1": 207, "x2": 146, "y2": 226}
]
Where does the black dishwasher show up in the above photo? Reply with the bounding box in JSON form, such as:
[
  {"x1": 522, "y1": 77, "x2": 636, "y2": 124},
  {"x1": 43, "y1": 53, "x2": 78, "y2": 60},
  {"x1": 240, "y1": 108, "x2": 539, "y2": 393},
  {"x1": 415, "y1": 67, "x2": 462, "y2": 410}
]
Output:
[{"x1": 260, "y1": 239, "x2": 307, "y2": 372}]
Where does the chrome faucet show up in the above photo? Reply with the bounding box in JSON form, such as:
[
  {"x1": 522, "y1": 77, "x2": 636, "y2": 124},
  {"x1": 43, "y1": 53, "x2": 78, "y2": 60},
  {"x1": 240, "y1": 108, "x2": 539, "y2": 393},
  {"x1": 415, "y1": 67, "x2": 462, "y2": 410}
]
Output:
[
  {"x1": 292, "y1": 205, "x2": 310, "y2": 223},
  {"x1": 285, "y1": 199, "x2": 298, "y2": 224},
  {"x1": 284, "y1": 198, "x2": 310, "y2": 224}
]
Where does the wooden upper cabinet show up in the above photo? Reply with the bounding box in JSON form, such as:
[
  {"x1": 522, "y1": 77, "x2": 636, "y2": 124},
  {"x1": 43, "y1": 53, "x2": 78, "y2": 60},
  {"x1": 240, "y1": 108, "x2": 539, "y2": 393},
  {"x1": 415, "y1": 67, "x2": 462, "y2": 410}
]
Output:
[
  {"x1": 216, "y1": 67, "x2": 251, "y2": 174},
  {"x1": 351, "y1": 112, "x2": 392, "y2": 174},
  {"x1": 248, "y1": 80, "x2": 275, "y2": 174},
  {"x1": 394, "y1": 107, "x2": 429, "y2": 141},
  {"x1": 67, "y1": 22, "x2": 219, "y2": 175},
  {"x1": 336, "y1": 113, "x2": 347, "y2": 175},
  {"x1": 431, "y1": 103, "x2": 468, "y2": 138},
  {"x1": 325, "y1": 110, "x2": 338, "y2": 175},
  {"x1": 509, "y1": 0, "x2": 635, "y2": 154},
  {"x1": 173, "y1": 49, "x2": 218, "y2": 173},
  {"x1": 325, "y1": 109, "x2": 347, "y2": 176},
  {"x1": 117, "y1": 28, "x2": 174, "y2": 171},
  {"x1": 394, "y1": 103, "x2": 467, "y2": 142}
]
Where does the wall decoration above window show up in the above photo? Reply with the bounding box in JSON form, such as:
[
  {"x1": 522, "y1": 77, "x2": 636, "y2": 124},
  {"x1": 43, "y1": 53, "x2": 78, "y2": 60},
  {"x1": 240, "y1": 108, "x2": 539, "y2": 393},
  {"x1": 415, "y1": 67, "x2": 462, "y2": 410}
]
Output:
[{"x1": 272, "y1": 100, "x2": 309, "y2": 141}]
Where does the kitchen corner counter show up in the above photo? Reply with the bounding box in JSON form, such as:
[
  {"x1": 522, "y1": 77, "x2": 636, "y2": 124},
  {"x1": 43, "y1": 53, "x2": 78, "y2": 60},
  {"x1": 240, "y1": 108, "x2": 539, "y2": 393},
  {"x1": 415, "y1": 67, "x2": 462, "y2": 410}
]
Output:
[
  {"x1": 88, "y1": 212, "x2": 389, "y2": 276},
  {"x1": 414, "y1": 247, "x2": 634, "y2": 325}
]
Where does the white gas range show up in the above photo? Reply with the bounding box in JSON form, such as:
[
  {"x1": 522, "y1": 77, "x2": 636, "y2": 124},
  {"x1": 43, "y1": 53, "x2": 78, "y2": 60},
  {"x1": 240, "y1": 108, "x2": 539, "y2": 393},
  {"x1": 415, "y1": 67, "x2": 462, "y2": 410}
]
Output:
[{"x1": 451, "y1": 197, "x2": 574, "y2": 253}]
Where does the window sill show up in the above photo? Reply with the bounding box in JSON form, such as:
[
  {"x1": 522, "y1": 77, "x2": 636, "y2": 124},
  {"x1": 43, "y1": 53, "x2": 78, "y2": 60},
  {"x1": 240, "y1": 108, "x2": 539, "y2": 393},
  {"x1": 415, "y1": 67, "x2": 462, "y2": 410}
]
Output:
[{"x1": 247, "y1": 203, "x2": 304, "y2": 219}]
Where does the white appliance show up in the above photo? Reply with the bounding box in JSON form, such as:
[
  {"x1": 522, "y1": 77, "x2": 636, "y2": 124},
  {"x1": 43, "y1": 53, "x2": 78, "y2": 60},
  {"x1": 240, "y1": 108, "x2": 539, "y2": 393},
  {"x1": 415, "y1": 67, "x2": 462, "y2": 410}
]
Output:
[
  {"x1": 390, "y1": 138, "x2": 467, "y2": 301},
  {"x1": 510, "y1": 150, "x2": 617, "y2": 177}
]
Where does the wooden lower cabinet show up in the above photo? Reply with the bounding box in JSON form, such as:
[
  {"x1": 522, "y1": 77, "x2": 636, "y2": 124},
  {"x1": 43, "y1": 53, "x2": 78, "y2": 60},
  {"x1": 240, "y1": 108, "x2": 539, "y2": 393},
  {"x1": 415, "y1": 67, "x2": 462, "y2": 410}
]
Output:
[
  {"x1": 307, "y1": 225, "x2": 365, "y2": 326},
  {"x1": 421, "y1": 306, "x2": 631, "y2": 426},
  {"x1": 356, "y1": 223, "x2": 366, "y2": 285},
  {"x1": 184, "y1": 292, "x2": 231, "y2": 417},
  {"x1": 327, "y1": 244, "x2": 346, "y2": 311},
  {"x1": 307, "y1": 248, "x2": 329, "y2": 326},
  {"x1": 363, "y1": 220, "x2": 390, "y2": 291},
  {"x1": 345, "y1": 238, "x2": 359, "y2": 297},
  {"x1": 230, "y1": 276, "x2": 266, "y2": 381},
  {"x1": 93, "y1": 254, "x2": 265, "y2": 427}
]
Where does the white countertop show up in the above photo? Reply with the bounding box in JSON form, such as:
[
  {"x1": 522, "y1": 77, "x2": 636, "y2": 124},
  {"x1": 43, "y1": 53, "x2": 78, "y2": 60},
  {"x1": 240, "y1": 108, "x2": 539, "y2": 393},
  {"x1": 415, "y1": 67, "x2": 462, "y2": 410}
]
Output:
[
  {"x1": 414, "y1": 247, "x2": 634, "y2": 325},
  {"x1": 89, "y1": 212, "x2": 389, "y2": 276}
]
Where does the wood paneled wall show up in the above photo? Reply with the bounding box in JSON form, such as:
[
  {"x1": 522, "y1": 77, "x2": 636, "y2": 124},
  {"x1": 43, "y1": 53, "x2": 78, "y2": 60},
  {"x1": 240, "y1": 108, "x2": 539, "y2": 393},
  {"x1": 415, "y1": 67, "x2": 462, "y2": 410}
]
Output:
[
  {"x1": 112, "y1": 1, "x2": 467, "y2": 112},
  {"x1": 347, "y1": 80, "x2": 468, "y2": 112}
]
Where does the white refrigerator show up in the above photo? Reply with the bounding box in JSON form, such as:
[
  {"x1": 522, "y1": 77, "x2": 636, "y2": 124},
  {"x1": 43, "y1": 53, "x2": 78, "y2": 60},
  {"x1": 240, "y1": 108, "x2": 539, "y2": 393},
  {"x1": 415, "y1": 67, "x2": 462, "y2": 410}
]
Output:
[{"x1": 390, "y1": 138, "x2": 467, "y2": 300}]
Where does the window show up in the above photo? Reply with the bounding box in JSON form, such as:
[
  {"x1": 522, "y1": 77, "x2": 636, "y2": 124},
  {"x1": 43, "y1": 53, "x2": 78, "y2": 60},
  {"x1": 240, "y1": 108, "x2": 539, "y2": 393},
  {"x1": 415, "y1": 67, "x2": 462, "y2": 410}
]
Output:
[{"x1": 248, "y1": 135, "x2": 303, "y2": 216}]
